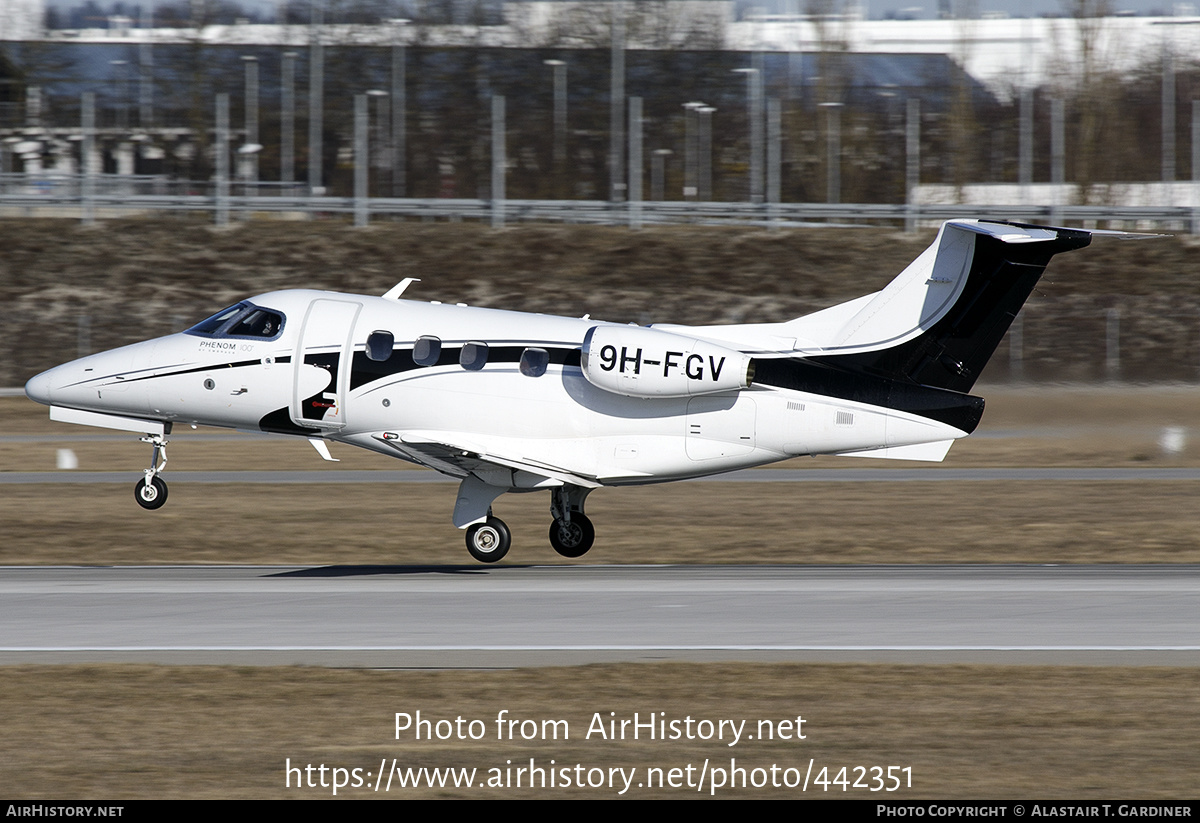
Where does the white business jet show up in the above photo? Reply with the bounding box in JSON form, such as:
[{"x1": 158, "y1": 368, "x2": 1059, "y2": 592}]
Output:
[{"x1": 25, "y1": 220, "x2": 1095, "y2": 563}]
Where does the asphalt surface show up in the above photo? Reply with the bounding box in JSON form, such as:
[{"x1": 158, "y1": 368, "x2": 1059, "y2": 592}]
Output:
[
  {"x1": 7, "y1": 468, "x2": 1200, "y2": 484},
  {"x1": 1, "y1": 564, "x2": 1196, "y2": 667}
]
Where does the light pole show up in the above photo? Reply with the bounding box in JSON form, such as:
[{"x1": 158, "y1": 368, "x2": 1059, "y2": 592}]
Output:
[
  {"x1": 389, "y1": 18, "x2": 409, "y2": 198},
  {"x1": 242, "y1": 56, "x2": 259, "y2": 193},
  {"x1": 1019, "y1": 86, "x2": 1032, "y2": 189},
  {"x1": 216, "y1": 93, "x2": 229, "y2": 226},
  {"x1": 82, "y1": 91, "x2": 95, "y2": 227},
  {"x1": 544, "y1": 58, "x2": 567, "y2": 195},
  {"x1": 367, "y1": 88, "x2": 389, "y2": 194},
  {"x1": 492, "y1": 95, "x2": 506, "y2": 228},
  {"x1": 110, "y1": 60, "x2": 129, "y2": 132},
  {"x1": 281, "y1": 51, "x2": 296, "y2": 187},
  {"x1": 820, "y1": 102, "x2": 842, "y2": 205},
  {"x1": 698, "y1": 105, "x2": 715, "y2": 202},
  {"x1": 1051, "y1": 97, "x2": 1064, "y2": 224},
  {"x1": 906, "y1": 97, "x2": 920, "y2": 233},
  {"x1": 651, "y1": 149, "x2": 672, "y2": 202},
  {"x1": 733, "y1": 67, "x2": 763, "y2": 203},
  {"x1": 355, "y1": 93, "x2": 368, "y2": 227},
  {"x1": 1192, "y1": 99, "x2": 1199, "y2": 234},
  {"x1": 1193, "y1": 99, "x2": 1199, "y2": 186},
  {"x1": 629, "y1": 96, "x2": 642, "y2": 229},
  {"x1": 308, "y1": 0, "x2": 324, "y2": 195},
  {"x1": 1163, "y1": 46, "x2": 1176, "y2": 183},
  {"x1": 767, "y1": 97, "x2": 780, "y2": 222},
  {"x1": 682, "y1": 101, "x2": 704, "y2": 200},
  {"x1": 110, "y1": 60, "x2": 134, "y2": 184},
  {"x1": 610, "y1": 6, "x2": 625, "y2": 203},
  {"x1": 138, "y1": 11, "x2": 153, "y2": 129}
]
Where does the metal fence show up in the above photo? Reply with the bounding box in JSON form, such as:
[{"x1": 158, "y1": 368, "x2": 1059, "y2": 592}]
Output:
[
  {"x1": 987, "y1": 307, "x2": 1200, "y2": 384},
  {"x1": 2, "y1": 174, "x2": 1200, "y2": 231}
]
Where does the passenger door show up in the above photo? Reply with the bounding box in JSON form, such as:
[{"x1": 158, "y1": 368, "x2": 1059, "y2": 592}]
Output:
[{"x1": 290, "y1": 298, "x2": 362, "y2": 431}]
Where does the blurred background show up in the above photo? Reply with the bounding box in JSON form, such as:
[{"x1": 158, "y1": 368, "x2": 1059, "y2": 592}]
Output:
[
  {"x1": 3, "y1": 0, "x2": 1200, "y2": 210},
  {"x1": 4, "y1": 0, "x2": 1200, "y2": 387}
]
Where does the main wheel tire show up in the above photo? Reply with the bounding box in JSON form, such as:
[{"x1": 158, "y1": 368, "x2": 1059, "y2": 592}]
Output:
[
  {"x1": 549, "y1": 513, "x2": 595, "y2": 558},
  {"x1": 466, "y1": 517, "x2": 511, "y2": 563},
  {"x1": 134, "y1": 476, "x2": 168, "y2": 510}
]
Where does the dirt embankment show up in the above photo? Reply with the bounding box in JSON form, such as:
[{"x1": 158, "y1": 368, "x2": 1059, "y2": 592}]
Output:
[{"x1": 3, "y1": 218, "x2": 1199, "y2": 385}]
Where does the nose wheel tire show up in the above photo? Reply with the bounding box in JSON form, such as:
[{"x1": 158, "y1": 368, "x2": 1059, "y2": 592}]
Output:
[
  {"x1": 549, "y1": 513, "x2": 595, "y2": 558},
  {"x1": 134, "y1": 476, "x2": 168, "y2": 510},
  {"x1": 466, "y1": 517, "x2": 511, "y2": 563}
]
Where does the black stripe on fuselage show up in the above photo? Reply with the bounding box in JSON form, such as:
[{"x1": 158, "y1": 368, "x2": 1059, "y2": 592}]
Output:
[
  {"x1": 351, "y1": 341, "x2": 981, "y2": 433},
  {"x1": 260, "y1": 345, "x2": 585, "y2": 436},
  {"x1": 80, "y1": 357, "x2": 292, "y2": 388},
  {"x1": 346, "y1": 340, "x2": 984, "y2": 432},
  {"x1": 349, "y1": 345, "x2": 582, "y2": 390}
]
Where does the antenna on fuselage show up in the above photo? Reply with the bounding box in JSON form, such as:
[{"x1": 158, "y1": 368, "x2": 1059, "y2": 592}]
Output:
[{"x1": 383, "y1": 278, "x2": 421, "y2": 300}]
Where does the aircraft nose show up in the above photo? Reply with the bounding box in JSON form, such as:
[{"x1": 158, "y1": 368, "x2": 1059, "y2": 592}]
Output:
[{"x1": 24, "y1": 370, "x2": 54, "y2": 406}]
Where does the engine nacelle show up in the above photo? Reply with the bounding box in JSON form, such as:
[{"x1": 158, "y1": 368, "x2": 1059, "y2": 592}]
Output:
[{"x1": 581, "y1": 325, "x2": 754, "y2": 399}]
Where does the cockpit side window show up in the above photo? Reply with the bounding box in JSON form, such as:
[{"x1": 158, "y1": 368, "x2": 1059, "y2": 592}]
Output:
[
  {"x1": 228, "y1": 309, "x2": 282, "y2": 339},
  {"x1": 185, "y1": 301, "x2": 285, "y2": 341}
]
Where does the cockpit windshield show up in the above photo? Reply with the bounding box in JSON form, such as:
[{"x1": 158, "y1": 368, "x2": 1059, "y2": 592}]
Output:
[{"x1": 185, "y1": 301, "x2": 285, "y2": 341}]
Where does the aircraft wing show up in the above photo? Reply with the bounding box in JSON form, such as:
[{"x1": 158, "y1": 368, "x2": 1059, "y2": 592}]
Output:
[{"x1": 372, "y1": 431, "x2": 602, "y2": 490}]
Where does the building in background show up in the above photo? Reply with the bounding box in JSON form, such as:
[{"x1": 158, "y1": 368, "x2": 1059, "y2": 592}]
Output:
[{"x1": 3, "y1": 0, "x2": 1200, "y2": 207}]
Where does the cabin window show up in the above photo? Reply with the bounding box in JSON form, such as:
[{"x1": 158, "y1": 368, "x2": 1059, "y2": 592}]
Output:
[
  {"x1": 365, "y1": 330, "x2": 394, "y2": 362},
  {"x1": 460, "y1": 342, "x2": 489, "y2": 371},
  {"x1": 412, "y1": 336, "x2": 441, "y2": 366},
  {"x1": 520, "y1": 348, "x2": 549, "y2": 377}
]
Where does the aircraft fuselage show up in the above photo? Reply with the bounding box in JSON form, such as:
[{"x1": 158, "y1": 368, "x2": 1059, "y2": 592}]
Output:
[{"x1": 26, "y1": 289, "x2": 967, "y2": 488}]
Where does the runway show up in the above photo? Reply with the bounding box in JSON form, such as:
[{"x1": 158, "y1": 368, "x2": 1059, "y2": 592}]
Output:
[
  {"x1": 1, "y1": 564, "x2": 1196, "y2": 667},
  {"x1": 6, "y1": 468, "x2": 1200, "y2": 484}
]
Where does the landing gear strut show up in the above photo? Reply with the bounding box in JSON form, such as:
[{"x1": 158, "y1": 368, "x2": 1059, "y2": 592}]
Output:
[
  {"x1": 549, "y1": 485, "x2": 595, "y2": 558},
  {"x1": 465, "y1": 512, "x2": 511, "y2": 563},
  {"x1": 134, "y1": 433, "x2": 170, "y2": 510}
]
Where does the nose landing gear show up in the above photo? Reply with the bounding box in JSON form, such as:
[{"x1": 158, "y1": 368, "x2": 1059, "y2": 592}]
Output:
[
  {"x1": 134, "y1": 433, "x2": 170, "y2": 511},
  {"x1": 135, "y1": 475, "x2": 168, "y2": 509}
]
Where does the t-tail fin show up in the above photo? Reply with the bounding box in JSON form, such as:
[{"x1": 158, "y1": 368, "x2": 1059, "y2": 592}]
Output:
[{"x1": 807, "y1": 220, "x2": 1091, "y2": 392}]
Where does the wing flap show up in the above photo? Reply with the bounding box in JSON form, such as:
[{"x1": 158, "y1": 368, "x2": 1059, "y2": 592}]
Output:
[{"x1": 372, "y1": 432, "x2": 602, "y2": 489}]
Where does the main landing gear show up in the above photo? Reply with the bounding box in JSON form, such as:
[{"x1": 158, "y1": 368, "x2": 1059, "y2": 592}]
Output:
[
  {"x1": 465, "y1": 512, "x2": 511, "y2": 563},
  {"x1": 459, "y1": 484, "x2": 596, "y2": 563},
  {"x1": 549, "y1": 513, "x2": 594, "y2": 558},
  {"x1": 134, "y1": 433, "x2": 170, "y2": 510},
  {"x1": 548, "y1": 485, "x2": 594, "y2": 559}
]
